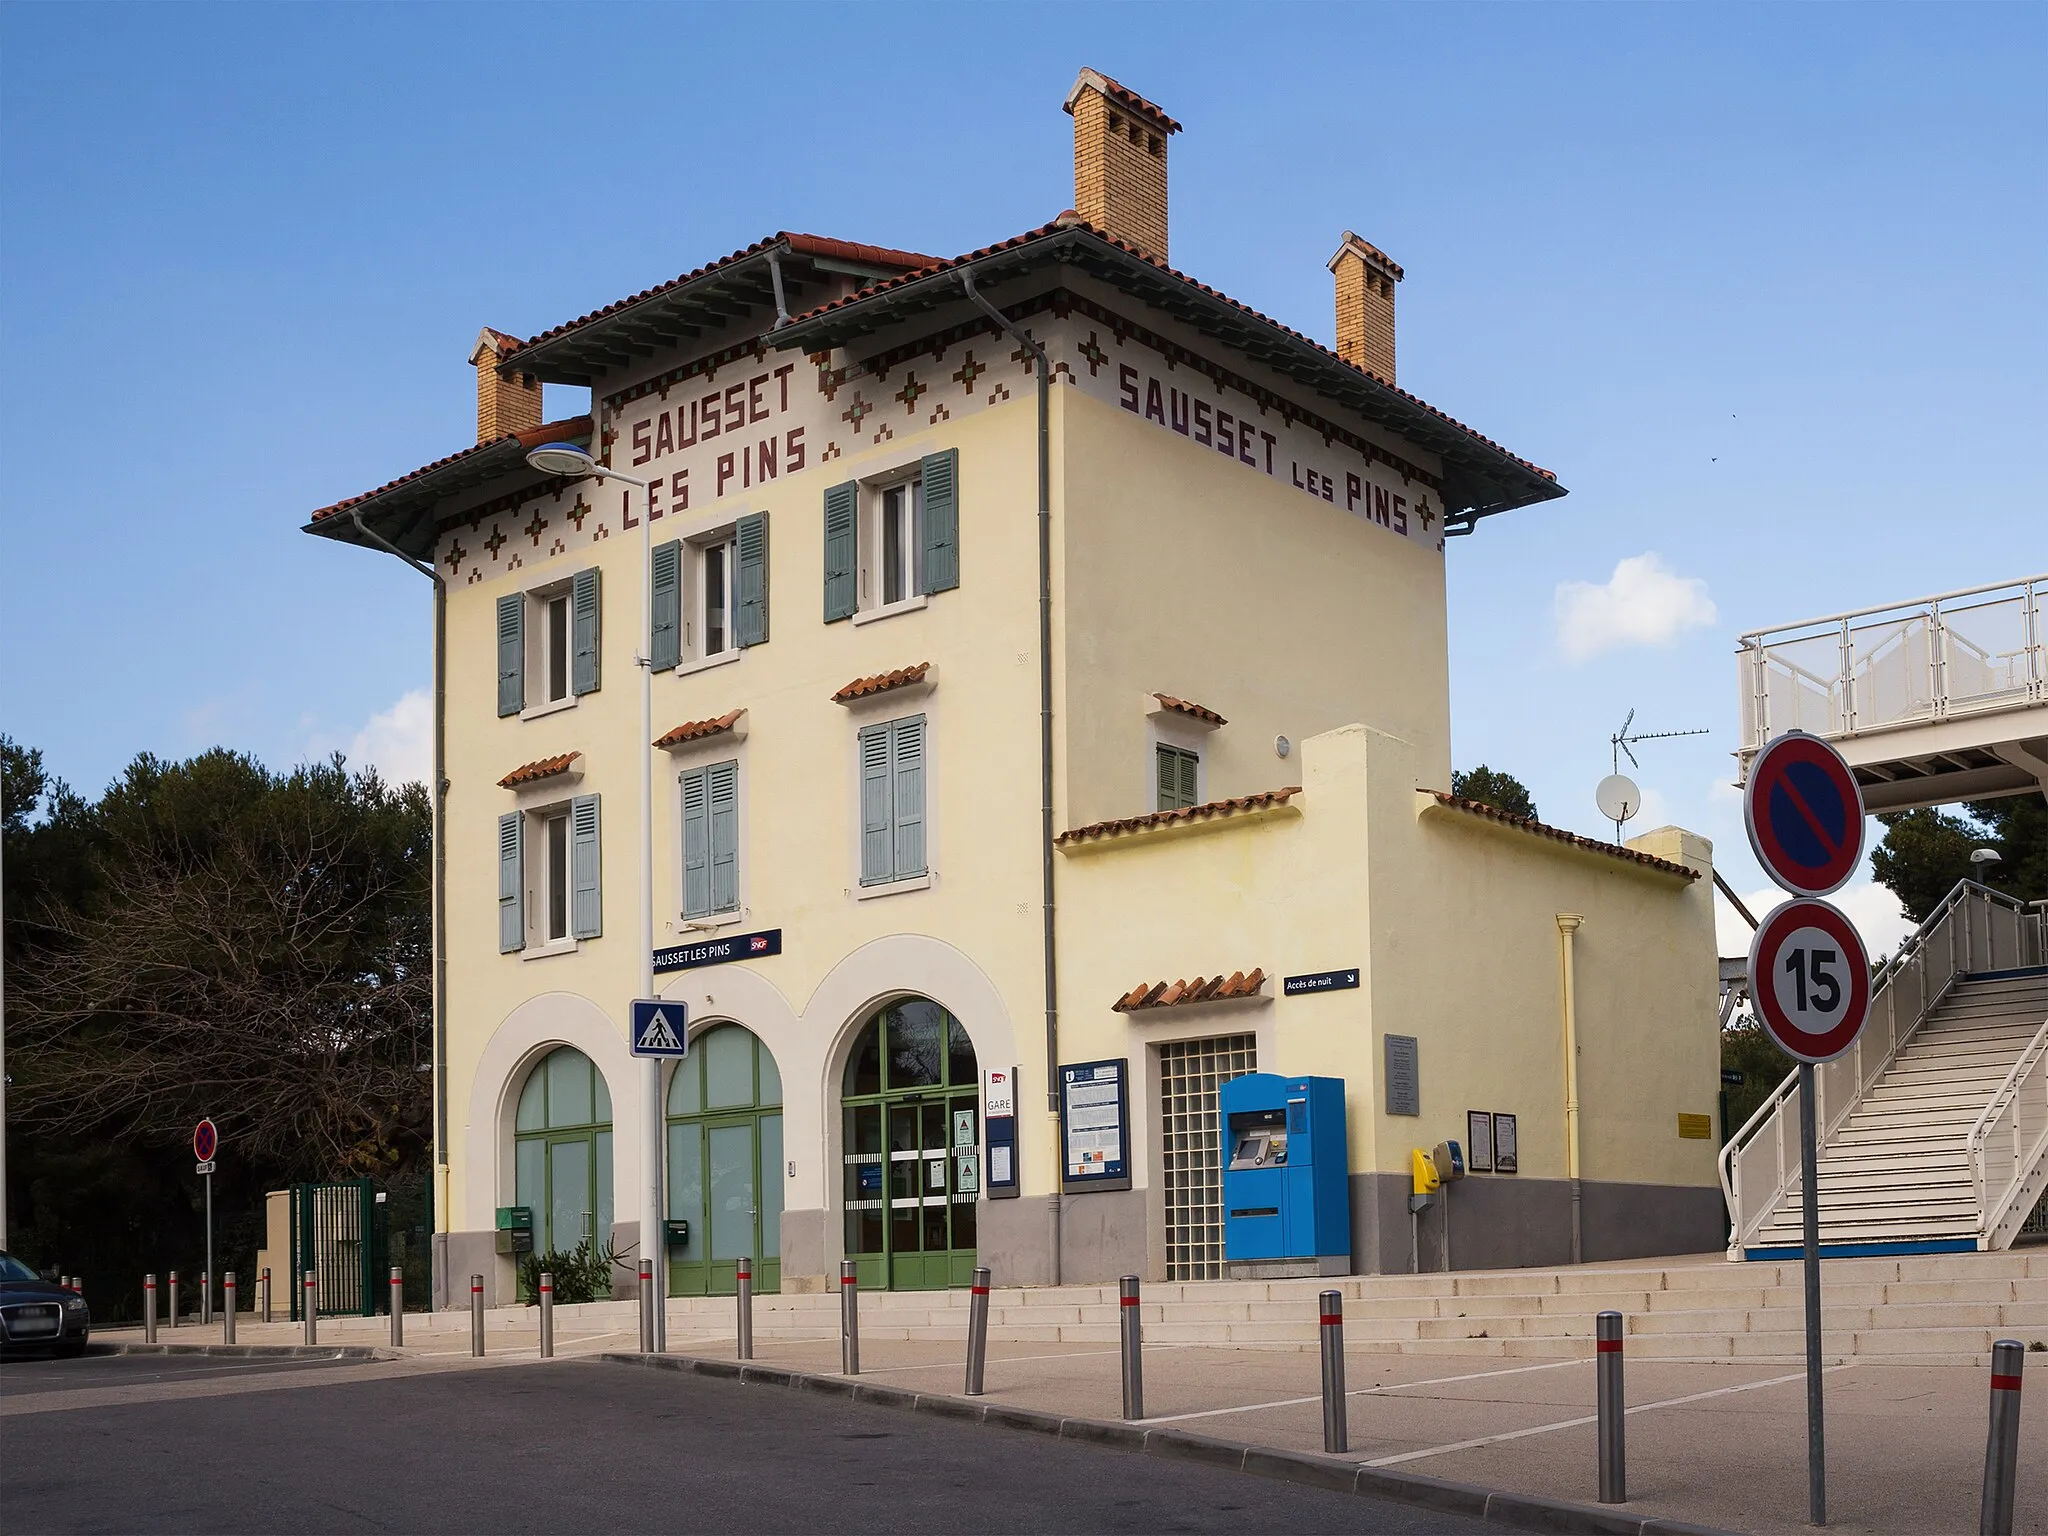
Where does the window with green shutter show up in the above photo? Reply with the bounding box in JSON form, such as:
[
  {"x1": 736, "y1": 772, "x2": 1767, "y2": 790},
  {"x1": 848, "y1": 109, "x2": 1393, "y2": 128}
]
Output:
[
  {"x1": 571, "y1": 567, "x2": 601, "y2": 695},
  {"x1": 823, "y1": 482, "x2": 858, "y2": 622},
  {"x1": 858, "y1": 716, "x2": 927, "y2": 886},
  {"x1": 651, "y1": 541, "x2": 682, "y2": 671},
  {"x1": 735, "y1": 513, "x2": 768, "y2": 647},
  {"x1": 920, "y1": 449, "x2": 959, "y2": 594},
  {"x1": 1156, "y1": 744, "x2": 1200, "y2": 812},
  {"x1": 498, "y1": 811, "x2": 524, "y2": 952},
  {"x1": 680, "y1": 760, "x2": 741, "y2": 919},
  {"x1": 569, "y1": 794, "x2": 602, "y2": 939},
  {"x1": 496, "y1": 595, "x2": 524, "y2": 716}
]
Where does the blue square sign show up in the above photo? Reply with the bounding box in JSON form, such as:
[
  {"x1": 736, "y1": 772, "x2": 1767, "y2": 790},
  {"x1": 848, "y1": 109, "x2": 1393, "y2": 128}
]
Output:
[{"x1": 630, "y1": 999, "x2": 689, "y2": 1058}]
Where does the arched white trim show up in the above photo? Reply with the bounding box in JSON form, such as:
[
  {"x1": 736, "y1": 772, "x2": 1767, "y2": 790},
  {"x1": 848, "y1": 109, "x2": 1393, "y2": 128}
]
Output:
[{"x1": 463, "y1": 991, "x2": 637, "y2": 1233}]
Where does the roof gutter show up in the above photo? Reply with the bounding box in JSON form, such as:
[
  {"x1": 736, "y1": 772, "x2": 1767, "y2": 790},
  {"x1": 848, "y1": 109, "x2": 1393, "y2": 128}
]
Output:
[
  {"x1": 961, "y1": 269, "x2": 1062, "y2": 1287},
  {"x1": 349, "y1": 511, "x2": 451, "y2": 1248}
]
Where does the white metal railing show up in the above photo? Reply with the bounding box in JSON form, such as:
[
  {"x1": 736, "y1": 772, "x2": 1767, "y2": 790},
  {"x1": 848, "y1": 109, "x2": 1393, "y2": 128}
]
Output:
[
  {"x1": 1737, "y1": 574, "x2": 2046, "y2": 753},
  {"x1": 1970, "y1": 1013, "x2": 2048, "y2": 1250},
  {"x1": 1719, "y1": 880, "x2": 2037, "y2": 1257}
]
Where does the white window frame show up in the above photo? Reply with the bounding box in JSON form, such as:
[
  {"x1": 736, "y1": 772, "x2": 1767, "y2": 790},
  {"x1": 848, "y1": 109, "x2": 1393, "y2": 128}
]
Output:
[
  {"x1": 844, "y1": 698, "x2": 937, "y2": 901},
  {"x1": 673, "y1": 746, "x2": 747, "y2": 930},
  {"x1": 858, "y1": 469, "x2": 925, "y2": 617},
  {"x1": 525, "y1": 802, "x2": 578, "y2": 957},
  {"x1": 521, "y1": 578, "x2": 578, "y2": 720}
]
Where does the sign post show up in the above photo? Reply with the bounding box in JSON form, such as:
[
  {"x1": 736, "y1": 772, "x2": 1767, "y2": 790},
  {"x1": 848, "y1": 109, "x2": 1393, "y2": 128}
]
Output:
[
  {"x1": 1743, "y1": 730, "x2": 1869, "y2": 1529},
  {"x1": 193, "y1": 1119, "x2": 219, "y2": 1327}
]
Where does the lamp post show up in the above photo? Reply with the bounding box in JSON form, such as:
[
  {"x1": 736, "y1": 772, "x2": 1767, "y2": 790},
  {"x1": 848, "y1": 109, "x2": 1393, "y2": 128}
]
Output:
[{"x1": 526, "y1": 441, "x2": 662, "y2": 1349}]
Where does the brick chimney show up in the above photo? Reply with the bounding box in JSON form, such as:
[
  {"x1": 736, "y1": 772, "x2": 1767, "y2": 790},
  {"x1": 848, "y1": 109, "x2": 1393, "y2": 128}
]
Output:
[
  {"x1": 1064, "y1": 68, "x2": 1181, "y2": 261},
  {"x1": 470, "y1": 327, "x2": 541, "y2": 443},
  {"x1": 1327, "y1": 232, "x2": 1403, "y2": 385}
]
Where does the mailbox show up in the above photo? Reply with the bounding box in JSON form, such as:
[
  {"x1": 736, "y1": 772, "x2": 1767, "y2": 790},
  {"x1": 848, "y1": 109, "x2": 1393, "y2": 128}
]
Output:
[
  {"x1": 662, "y1": 1219, "x2": 691, "y2": 1249},
  {"x1": 494, "y1": 1205, "x2": 534, "y2": 1257},
  {"x1": 1220, "y1": 1074, "x2": 1350, "y2": 1276}
]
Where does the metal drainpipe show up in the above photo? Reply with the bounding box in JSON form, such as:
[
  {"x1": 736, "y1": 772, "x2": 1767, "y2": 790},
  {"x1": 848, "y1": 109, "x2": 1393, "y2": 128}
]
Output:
[
  {"x1": 767, "y1": 249, "x2": 791, "y2": 329},
  {"x1": 351, "y1": 511, "x2": 451, "y2": 1262},
  {"x1": 960, "y1": 269, "x2": 1060, "y2": 1286},
  {"x1": 1557, "y1": 913, "x2": 1585, "y2": 1265}
]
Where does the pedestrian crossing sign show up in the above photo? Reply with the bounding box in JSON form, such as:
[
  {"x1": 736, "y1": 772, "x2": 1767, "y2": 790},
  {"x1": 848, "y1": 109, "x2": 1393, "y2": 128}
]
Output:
[{"x1": 630, "y1": 999, "x2": 689, "y2": 1058}]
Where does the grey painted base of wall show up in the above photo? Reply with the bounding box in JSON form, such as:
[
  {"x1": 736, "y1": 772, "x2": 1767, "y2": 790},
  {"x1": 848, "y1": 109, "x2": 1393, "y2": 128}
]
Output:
[
  {"x1": 1348, "y1": 1172, "x2": 1724, "y2": 1275},
  {"x1": 433, "y1": 1222, "x2": 643, "y2": 1309},
  {"x1": 777, "y1": 1192, "x2": 1151, "y2": 1291}
]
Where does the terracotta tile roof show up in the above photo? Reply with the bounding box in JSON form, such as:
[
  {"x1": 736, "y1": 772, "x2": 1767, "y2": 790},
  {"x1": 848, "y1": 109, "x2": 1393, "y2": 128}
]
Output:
[
  {"x1": 1330, "y1": 230, "x2": 1404, "y2": 282},
  {"x1": 1426, "y1": 792, "x2": 1700, "y2": 880},
  {"x1": 1065, "y1": 68, "x2": 1184, "y2": 134},
  {"x1": 505, "y1": 233, "x2": 939, "y2": 358},
  {"x1": 769, "y1": 218, "x2": 1556, "y2": 488},
  {"x1": 832, "y1": 662, "x2": 930, "y2": 704},
  {"x1": 309, "y1": 416, "x2": 592, "y2": 522},
  {"x1": 1056, "y1": 786, "x2": 1302, "y2": 846},
  {"x1": 1114, "y1": 969, "x2": 1266, "y2": 1013},
  {"x1": 499, "y1": 753, "x2": 581, "y2": 789},
  {"x1": 654, "y1": 710, "x2": 743, "y2": 749},
  {"x1": 475, "y1": 326, "x2": 523, "y2": 361},
  {"x1": 1153, "y1": 693, "x2": 1226, "y2": 726}
]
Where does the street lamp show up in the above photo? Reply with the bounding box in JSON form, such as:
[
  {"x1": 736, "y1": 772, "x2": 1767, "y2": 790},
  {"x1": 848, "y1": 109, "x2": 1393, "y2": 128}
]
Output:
[{"x1": 525, "y1": 440, "x2": 662, "y2": 1349}]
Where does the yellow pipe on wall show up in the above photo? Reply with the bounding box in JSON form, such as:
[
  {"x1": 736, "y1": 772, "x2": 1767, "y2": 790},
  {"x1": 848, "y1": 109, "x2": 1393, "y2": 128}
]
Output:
[{"x1": 1557, "y1": 913, "x2": 1585, "y2": 1264}]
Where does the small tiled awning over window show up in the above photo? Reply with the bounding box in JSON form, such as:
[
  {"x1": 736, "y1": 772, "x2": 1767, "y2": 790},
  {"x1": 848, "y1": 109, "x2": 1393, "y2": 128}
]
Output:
[
  {"x1": 498, "y1": 753, "x2": 581, "y2": 789},
  {"x1": 1057, "y1": 787, "x2": 1300, "y2": 846},
  {"x1": 833, "y1": 662, "x2": 929, "y2": 704},
  {"x1": 655, "y1": 710, "x2": 743, "y2": 749},
  {"x1": 1152, "y1": 693, "x2": 1226, "y2": 726},
  {"x1": 1114, "y1": 969, "x2": 1267, "y2": 1013}
]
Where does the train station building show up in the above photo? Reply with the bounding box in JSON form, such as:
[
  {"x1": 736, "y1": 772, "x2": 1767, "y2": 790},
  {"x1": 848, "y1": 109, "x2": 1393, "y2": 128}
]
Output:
[{"x1": 306, "y1": 69, "x2": 1725, "y2": 1306}]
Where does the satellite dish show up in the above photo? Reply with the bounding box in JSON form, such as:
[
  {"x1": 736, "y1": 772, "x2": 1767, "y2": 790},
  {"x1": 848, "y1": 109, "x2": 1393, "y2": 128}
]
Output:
[{"x1": 1596, "y1": 773, "x2": 1641, "y2": 827}]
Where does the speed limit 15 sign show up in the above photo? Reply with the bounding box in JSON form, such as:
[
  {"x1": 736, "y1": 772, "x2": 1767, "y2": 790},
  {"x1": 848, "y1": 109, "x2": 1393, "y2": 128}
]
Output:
[{"x1": 1749, "y1": 897, "x2": 1871, "y2": 1064}]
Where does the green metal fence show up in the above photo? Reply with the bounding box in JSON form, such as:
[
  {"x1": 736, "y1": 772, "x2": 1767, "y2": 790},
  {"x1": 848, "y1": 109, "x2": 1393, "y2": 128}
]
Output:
[{"x1": 289, "y1": 1181, "x2": 388, "y2": 1318}]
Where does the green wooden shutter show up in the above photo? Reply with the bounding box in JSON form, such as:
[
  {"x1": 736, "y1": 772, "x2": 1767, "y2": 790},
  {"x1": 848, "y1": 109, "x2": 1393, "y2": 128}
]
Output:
[
  {"x1": 920, "y1": 449, "x2": 959, "y2": 594},
  {"x1": 498, "y1": 812, "x2": 524, "y2": 952},
  {"x1": 651, "y1": 541, "x2": 682, "y2": 671},
  {"x1": 823, "y1": 482, "x2": 857, "y2": 622},
  {"x1": 735, "y1": 513, "x2": 769, "y2": 647},
  {"x1": 891, "y1": 715, "x2": 926, "y2": 879},
  {"x1": 708, "y1": 759, "x2": 739, "y2": 912},
  {"x1": 571, "y1": 567, "x2": 601, "y2": 695},
  {"x1": 1156, "y1": 745, "x2": 1199, "y2": 811},
  {"x1": 680, "y1": 768, "x2": 710, "y2": 918},
  {"x1": 496, "y1": 594, "x2": 524, "y2": 717},
  {"x1": 569, "y1": 793, "x2": 602, "y2": 939},
  {"x1": 858, "y1": 723, "x2": 892, "y2": 884},
  {"x1": 1178, "y1": 747, "x2": 1199, "y2": 807}
]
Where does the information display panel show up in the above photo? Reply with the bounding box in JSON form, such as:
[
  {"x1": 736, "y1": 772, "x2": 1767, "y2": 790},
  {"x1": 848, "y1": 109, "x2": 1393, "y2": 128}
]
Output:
[{"x1": 1059, "y1": 1058, "x2": 1131, "y2": 1193}]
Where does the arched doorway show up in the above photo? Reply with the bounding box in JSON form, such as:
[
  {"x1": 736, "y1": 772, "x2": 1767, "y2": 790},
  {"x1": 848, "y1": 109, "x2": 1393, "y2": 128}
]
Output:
[
  {"x1": 842, "y1": 998, "x2": 978, "y2": 1291},
  {"x1": 513, "y1": 1047, "x2": 614, "y2": 1257},
  {"x1": 667, "y1": 1024, "x2": 783, "y2": 1296}
]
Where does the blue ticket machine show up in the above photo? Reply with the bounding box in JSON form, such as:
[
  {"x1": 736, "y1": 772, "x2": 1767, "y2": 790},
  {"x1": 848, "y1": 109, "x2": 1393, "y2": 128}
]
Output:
[{"x1": 1220, "y1": 1074, "x2": 1350, "y2": 1275}]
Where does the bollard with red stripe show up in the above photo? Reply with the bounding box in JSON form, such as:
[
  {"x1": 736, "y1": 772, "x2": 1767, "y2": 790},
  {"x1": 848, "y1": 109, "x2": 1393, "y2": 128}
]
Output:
[
  {"x1": 469, "y1": 1273, "x2": 485, "y2": 1357},
  {"x1": 143, "y1": 1273, "x2": 158, "y2": 1343},
  {"x1": 1596, "y1": 1311, "x2": 1626, "y2": 1503},
  {"x1": 222, "y1": 1271, "x2": 236, "y2": 1344},
  {"x1": 538, "y1": 1270, "x2": 555, "y2": 1359},
  {"x1": 736, "y1": 1255, "x2": 754, "y2": 1362},
  {"x1": 389, "y1": 1266, "x2": 405, "y2": 1347},
  {"x1": 1981, "y1": 1339, "x2": 2025, "y2": 1536},
  {"x1": 1119, "y1": 1275, "x2": 1145, "y2": 1421},
  {"x1": 303, "y1": 1270, "x2": 318, "y2": 1345},
  {"x1": 964, "y1": 1266, "x2": 991, "y2": 1396},
  {"x1": 1320, "y1": 1290, "x2": 1349, "y2": 1453},
  {"x1": 260, "y1": 1265, "x2": 272, "y2": 1324},
  {"x1": 840, "y1": 1259, "x2": 861, "y2": 1375}
]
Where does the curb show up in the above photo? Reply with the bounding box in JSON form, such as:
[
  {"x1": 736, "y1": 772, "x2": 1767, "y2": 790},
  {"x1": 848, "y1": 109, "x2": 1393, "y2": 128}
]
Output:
[
  {"x1": 597, "y1": 1352, "x2": 1735, "y2": 1536},
  {"x1": 98, "y1": 1343, "x2": 386, "y2": 1362}
]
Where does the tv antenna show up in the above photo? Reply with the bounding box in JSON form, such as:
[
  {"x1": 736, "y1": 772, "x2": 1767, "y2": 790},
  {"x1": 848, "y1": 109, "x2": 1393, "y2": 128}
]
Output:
[{"x1": 1596, "y1": 709, "x2": 1710, "y2": 841}]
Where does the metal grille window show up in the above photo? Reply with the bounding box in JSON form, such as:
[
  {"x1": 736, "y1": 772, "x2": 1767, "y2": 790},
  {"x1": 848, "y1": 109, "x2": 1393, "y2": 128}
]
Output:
[{"x1": 1158, "y1": 1034, "x2": 1257, "y2": 1280}]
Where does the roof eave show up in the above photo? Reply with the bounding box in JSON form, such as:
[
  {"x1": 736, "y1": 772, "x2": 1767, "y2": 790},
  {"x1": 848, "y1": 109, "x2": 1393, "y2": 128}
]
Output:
[{"x1": 762, "y1": 230, "x2": 1565, "y2": 527}]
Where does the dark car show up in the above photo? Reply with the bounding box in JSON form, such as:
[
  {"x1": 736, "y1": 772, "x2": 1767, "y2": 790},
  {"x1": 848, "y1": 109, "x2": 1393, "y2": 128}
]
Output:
[{"x1": 0, "y1": 1252, "x2": 90, "y2": 1357}]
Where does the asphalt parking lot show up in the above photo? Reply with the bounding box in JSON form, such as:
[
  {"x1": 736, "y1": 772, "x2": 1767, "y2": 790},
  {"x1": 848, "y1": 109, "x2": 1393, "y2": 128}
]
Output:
[{"x1": 0, "y1": 1354, "x2": 1490, "y2": 1534}]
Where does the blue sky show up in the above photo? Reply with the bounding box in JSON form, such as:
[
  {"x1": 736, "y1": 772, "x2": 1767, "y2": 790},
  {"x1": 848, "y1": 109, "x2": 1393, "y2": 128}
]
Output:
[{"x1": 4, "y1": 3, "x2": 2043, "y2": 954}]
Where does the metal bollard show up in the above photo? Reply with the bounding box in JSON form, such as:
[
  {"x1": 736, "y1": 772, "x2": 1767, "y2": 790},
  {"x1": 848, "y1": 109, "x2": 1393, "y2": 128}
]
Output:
[
  {"x1": 389, "y1": 1267, "x2": 405, "y2": 1346},
  {"x1": 143, "y1": 1273, "x2": 158, "y2": 1342},
  {"x1": 470, "y1": 1274, "x2": 485, "y2": 1356},
  {"x1": 637, "y1": 1259, "x2": 655, "y2": 1353},
  {"x1": 303, "y1": 1270, "x2": 318, "y2": 1344},
  {"x1": 965, "y1": 1266, "x2": 991, "y2": 1396},
  {"x1": 261, "y1": 1266, "x2": 272, "y2": 1324},
  {"x1": 1320, "y1": 1290, "x2": 1349, "y2": 1453},
  {"x1": 736, "y1": 1256, "x2": 754, "y2": 1361},
  {"x1": 222, "y1": 1273, "x2": 236, "y2": 1344},
  {"x1": 539, "y1": 1271, "x2": 555, "y2": 1359},
  {"x1": 1119, "y1": 1275, "x2": 1145, "y2": 1421},
  {"x1": 169, "y1": 1270, "x2": 180, "y2": 1328},
  {"x1": 1981, "y1": 1339, "x2": 2026, "y2": 1536},
  {"x1": 840, "y1": 1259, "x2": 861, "y2": 1375},
  {"x1": 1597, "y1": 1311, "x2": 1627, "y2": 1503},
  {"x1": 201, "y1": 1268, "x2": 212, "y2": 1327}
]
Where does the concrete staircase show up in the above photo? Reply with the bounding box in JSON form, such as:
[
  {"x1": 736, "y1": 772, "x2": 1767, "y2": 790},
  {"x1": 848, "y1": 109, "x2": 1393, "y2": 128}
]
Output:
[{"x1": 1744, "y1": 973, "x2": 2048, "y2": 1255}]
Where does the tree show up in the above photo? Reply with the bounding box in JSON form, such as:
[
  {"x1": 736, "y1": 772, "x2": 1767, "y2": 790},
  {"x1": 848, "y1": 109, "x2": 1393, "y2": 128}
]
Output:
[
  {"x1": 1451, "y1": 764, "x2": 1538, "y2": 823},
  {"x1": 1870, "y1": 796, "x2": 2046, "y2": 923}
]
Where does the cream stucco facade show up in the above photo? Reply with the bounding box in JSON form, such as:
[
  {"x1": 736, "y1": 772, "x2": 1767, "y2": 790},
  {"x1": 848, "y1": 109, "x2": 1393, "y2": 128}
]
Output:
[{"x1": 307, "y1": 72, "x2": 1725, "y2": 1307}]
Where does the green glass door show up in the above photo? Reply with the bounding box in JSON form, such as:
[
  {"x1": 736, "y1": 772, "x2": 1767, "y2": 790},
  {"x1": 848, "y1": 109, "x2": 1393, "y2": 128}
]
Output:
[
  {"x1": 842, "y1": 998, "x2": 980, "y2": 1291},
  {"x1": 667, "y1": 1025, "x2": 783, "y2": 1296},
  {"x1": 513, "y1": 1048, "x2": 614, "y2": 1258}
]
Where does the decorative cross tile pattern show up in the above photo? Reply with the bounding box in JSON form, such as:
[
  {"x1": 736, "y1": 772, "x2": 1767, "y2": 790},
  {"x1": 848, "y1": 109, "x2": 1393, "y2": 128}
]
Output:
[
  {"x1": 549, "y1": 537, "x2": 567, "y2": 557},
  {"x1": 952, "y1": 350, "x2": 985, "y2": 393},
  {"x1": 444, "y1": 538, "x2": 467, "y2": 572},
  {"x1": 1010, "y1": 340, "x2": 1039, "y2": 375},
  {"x1": 484, "y1": 525, "x2": 508, "y2": 560},
  {"x1": 1415, "y1": 496, "x2": 1436, "y2": 532},
  {"x1": 894, "y1": 371, "x2": 927, "y2": 413},
  {"x1": 928, "y1": 405, "x2": 950, "y2": 424},
  {"x1": 1077, "y1": 332, "x2": 1109, "y2": 375},
  {"x1": 988, "y1": 383, "x2": 1011, "y2": 405},
  {"x1": 567, "y1": 496, "x2": 592, "y2": 531},
  {"x1": 820, "y1": 440, "x2": 842, "y2": 463},
  {"x1": 841, "y1": 391, "x2": 872, "y2": 431},
  {"x1": 873, "y1": 423, "x2": 893, "y2": 444},
  {"x1": 523, "y1": 510, "x2": 549, "y2": 546}
]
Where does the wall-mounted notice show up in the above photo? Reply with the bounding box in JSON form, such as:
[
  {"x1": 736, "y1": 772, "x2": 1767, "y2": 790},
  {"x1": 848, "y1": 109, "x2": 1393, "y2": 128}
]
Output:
[
  {"x1": 984, "y1": 1066, "x2": 1020, "y2": 1199},
  {"x1": 1466, "y1": 1110, "x2": 1494, "y2": 1172},
  {"x1": 1384, "y1": 1035, "x2": 1420, "y2": 1117},
  {"x1": 1059, "y1": 1058, "x2": 1131, "y2": 1193},
  {"x1": 1493, "y1": 1112, "x2": 1518, "y2": 1174}
]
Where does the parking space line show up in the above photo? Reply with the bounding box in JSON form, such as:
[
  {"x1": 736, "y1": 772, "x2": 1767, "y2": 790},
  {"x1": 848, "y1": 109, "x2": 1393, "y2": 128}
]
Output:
[
  {"x1": 1364, "y1": 1363, "x2": 1858, "y2": 1466},
  {"x1": 1137, "y1": 1358, "x2": 1585, "y2": 1425}
]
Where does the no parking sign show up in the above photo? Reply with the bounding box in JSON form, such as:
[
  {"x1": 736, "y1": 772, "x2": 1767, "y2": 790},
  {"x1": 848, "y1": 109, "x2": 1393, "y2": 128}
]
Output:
[{"x1": 1743, "y1": 730, "x2": 1866, "y2": 897}]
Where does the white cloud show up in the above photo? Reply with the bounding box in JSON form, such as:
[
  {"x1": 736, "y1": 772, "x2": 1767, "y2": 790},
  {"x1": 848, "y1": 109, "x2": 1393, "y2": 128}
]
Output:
[
  {"x1": 1712, "y1": 877, "x2": 1916, "y2": 964},
  {"x1": 1555, "y1": 553, "x2": 1717, "y2": 662},
  {"x1": 345, "y1": 689, "x2": 432, "y2": 788}
]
